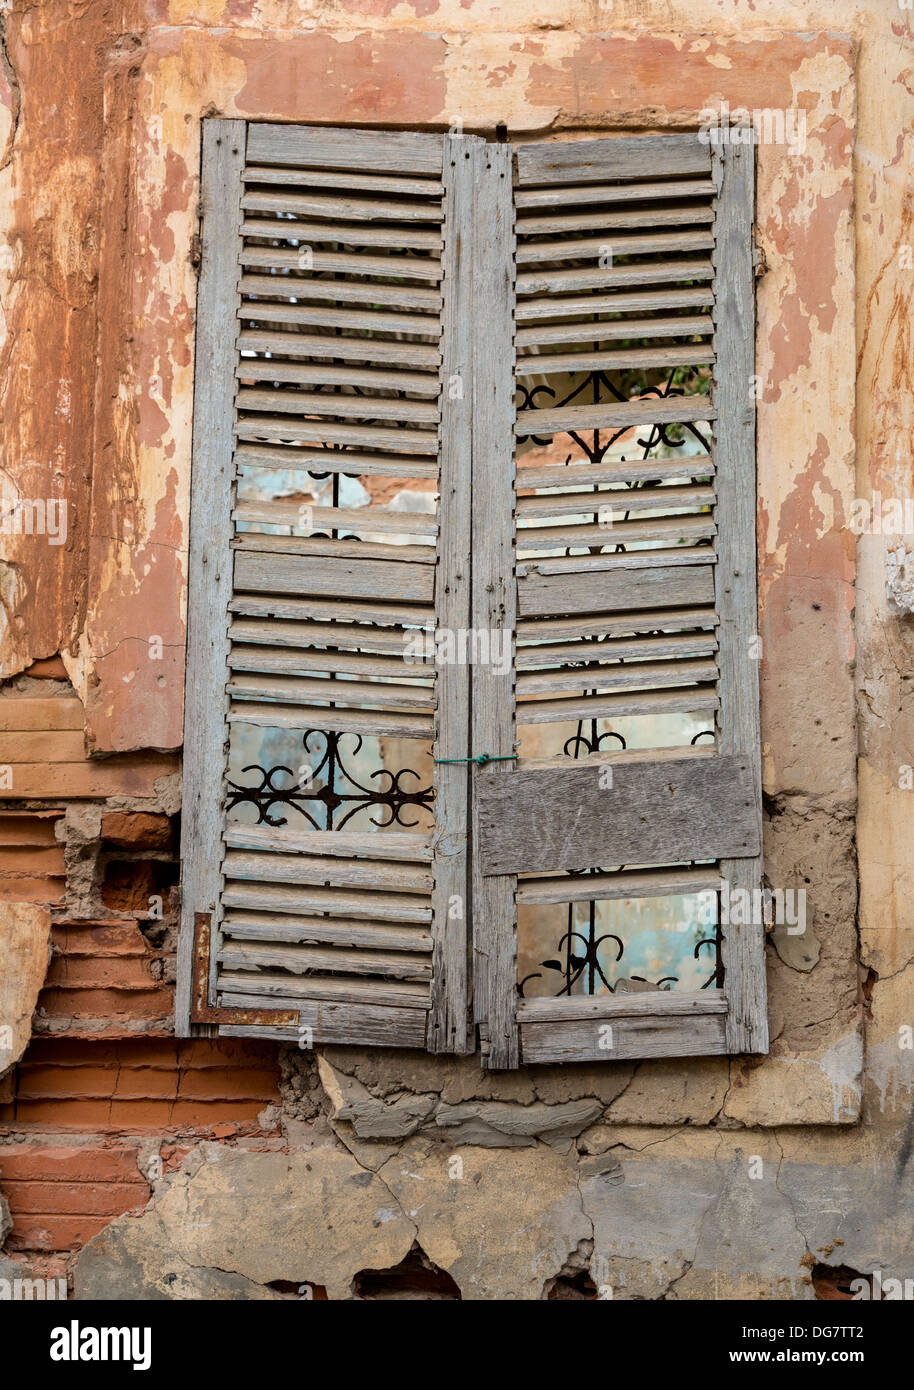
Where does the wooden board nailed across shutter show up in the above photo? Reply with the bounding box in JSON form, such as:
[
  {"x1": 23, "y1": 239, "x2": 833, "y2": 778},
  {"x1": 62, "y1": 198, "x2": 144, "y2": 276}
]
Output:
[
  {"x1": 178, "y1": 122, "x2": 475, "y2": 1051},
  {"x1": 474, "y1": 133, "x2": 766, "y2": 1068}
]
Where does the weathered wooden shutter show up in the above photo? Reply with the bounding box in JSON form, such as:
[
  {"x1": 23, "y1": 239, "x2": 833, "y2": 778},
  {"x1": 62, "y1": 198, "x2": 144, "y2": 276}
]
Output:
[
  {"x1": 177, "y1": 121, "x2": 478, "y2": 1051},
  {"x1": 474, "y1": 133, "x2": 766, "y2": 1067}
]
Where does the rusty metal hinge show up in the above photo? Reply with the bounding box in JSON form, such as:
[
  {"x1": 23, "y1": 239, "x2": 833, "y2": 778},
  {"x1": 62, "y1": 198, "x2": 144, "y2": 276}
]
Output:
[
  {"x1": 189, "y1": 233, "x2": 202, "y2": 271},
  {"x1": 190, "y1": 911, "x2": 297, "y2": 1027}
]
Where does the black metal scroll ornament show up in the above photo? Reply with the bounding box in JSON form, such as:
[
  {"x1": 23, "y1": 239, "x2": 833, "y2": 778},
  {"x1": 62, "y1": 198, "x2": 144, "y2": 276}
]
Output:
[{"x1": 226, "y1": 729, "x2": 434, "y2": 832}]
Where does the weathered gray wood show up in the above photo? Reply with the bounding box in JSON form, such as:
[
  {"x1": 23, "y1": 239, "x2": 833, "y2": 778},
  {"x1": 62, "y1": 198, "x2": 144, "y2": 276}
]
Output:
[
  {"x1": 234, "y1": 414, "x2": 438, "y2": 455},
  {"x1": 518, "y1": 204, "x2": 715, "y2": 235},
  {"x1": 516, "y1": 228, "x2": 714, "y2": 264},
  {"x1": 478, "y1": 755, "x2": 759, "y2": 876},
  {"x1": 233, "y1": 500, "x2": 438, "y2": 536},
  {"x1": 524, "y1": 547, "x2": 716, "y2": 575},
  {"x1": 519, "y1": 1011, "x2": 727, "y2": 1064},
  {"x1": 516, "y1": 656, "x2": 718, "y2": 698},
  {"x1": 240, "y1": 272, "x2": 441, "y2": 311},
  {"x1": 517, "y1": 258, "x2": 713, "y2": 297},
  {"x1": 471, "y1": 142, "x2": 519, "y2": 1070},
  {"x1": 712, "y1": 141, "x2": 767, "y2": 1056},
  {"x1": 517, "y1": 685, "x2": 719, "y2": 726},
  {"x1": 242, "y1": 189, "x2": 442, "y2": 222},
  {"x1": 515, "y1": 177, "x2": 716, "y2": 209},
  {"x1": 241, "y1": 245, "x2": 441, "y2": 281},
  {"x1": 517, "y1": 347, "x2": 712, "y2": 375},
  {"x1": 221, "y1": 879, "x2": 432, "y2": 924},
  {"x1": 236, "y1": 389, "x2": 439, "y2": 426},
  {"x1": 224, "y1": 825, "x2": 432, "y2": 860},
  {"x1": 219, "y1": 940, "x2": 432, "y2": 982},
  {"x1": 228, "y1": 700, "x2": 434, "y2": 740},
  {"x1": 517, "y1": 458, "x2": 713, "y2": 491},
  {"x1": 246, "y1": 123, "x2": 444, "y2": 176},
  {"x1": 220, "y1": 1003, "x2": 428, "y2": 1050},
  {"x1": 517, "y1": 317, "x2": 713, "y2": 350},
  {"x1": 229, "y1": 645, "x2": 426, "y2": 682},
  {"x1": 222, "y1": 847, "x2": 433, "y2": 894},
  {"x1": 517, "y1": 514, "x2": 716, "y2": 553},
  {"x1": 516, "y1": 632, "x2": 717, "y2": 668},
  {"x1": 516, "y1": 395, "x2": 715, "y2": 438},
  {"x1": 236, "y1": 362, "x2": 440, "y2": 396},
  {"x1": 243, "y1": 166, "x2": 444, "y2": 196},
  {"x1": 242, "y1": 217, "x2": 442, "y2": 252},
  {"x1": 517, "y1": 989, "x2": 727, "y2": 1022},
  {"x1": 228, "y1": 616, "x2": 429, "y2": 655},
  {"x1": 516, "y1": 483, "x2": 714, "y2": 521},
  {"x1": 237, "y1": 301, "x2": 439, "y2": 337},
  {"x1": 427, "y1": 135, "x2": 477, "y2": 1055},
  {"x1": 238, "y1": 329, "x2": 440, "y2": 369},
  {"x1": 218, "y1": 970, "x2": 430, "y2": 1009},
  {"x1": 516, "y1": 285, "x2": 713, "y2": 321},
  {"x1": 229, "y1": 594, "x2": 432, "y2": 627},
  {"x1": 226, "y1": 672, "x2": 435, "y2": 711},
  {"x1": 222, "y1": 912, "x2": 433, "y2": 952},
  {"x1": 177, "y1": 119, "x2": 246, "y2": 1036},
  {"x1": 514, "y1": 133, "x2": 711, "y2": 186},
  {"x1": 517, "y1": 559, "x2": 716, "y2": 618},
  {"x1": 233, "y1": 550, "x2": 435, "y2": 603},
  {"x1": 518, "y1": 606, "x2": 717, "y2": 643},
  {"x1": 516, "y1": 864, "x2": 722, "y2": 907},
  {"x1": 235, "y1": 443, "x2": 438, "y2": 478},
  {"x1": 232, "y1": 534, "x2": 434, "y2": 566}
]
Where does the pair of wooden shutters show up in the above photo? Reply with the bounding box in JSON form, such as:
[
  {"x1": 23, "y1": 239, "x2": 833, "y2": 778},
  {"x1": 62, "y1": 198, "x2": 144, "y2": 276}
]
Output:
[{"x1": 177, "y1": 120, "x2": 766, "y2": 1068}]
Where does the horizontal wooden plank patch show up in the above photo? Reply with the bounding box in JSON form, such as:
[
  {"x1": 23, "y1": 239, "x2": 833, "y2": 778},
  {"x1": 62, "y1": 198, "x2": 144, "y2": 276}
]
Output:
[
  {"x1": 477, "y1": 754, "x2": 760, "y2": 876},
  {"x1": 518, "y1": 1010, "x2": 727, "y2": 1064},
  {"x1": 517, "y1": 988, "x2": 728, "y2": 1023}
]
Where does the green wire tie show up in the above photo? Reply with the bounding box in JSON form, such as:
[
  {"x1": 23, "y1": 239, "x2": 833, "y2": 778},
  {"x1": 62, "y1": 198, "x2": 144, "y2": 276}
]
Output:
[{"x1": 434, "y1": 753, "x2": 518, "y2": 767}]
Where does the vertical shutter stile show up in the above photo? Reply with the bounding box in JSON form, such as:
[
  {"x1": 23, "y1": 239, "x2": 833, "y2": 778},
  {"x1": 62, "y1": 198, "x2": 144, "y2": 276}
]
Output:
[
  {"x1": 470, "y1": 141, "x2": 518, "y2": 1070},
  {"x1": 177, "y1": 120, "x2": 246, "y2": 1036},
  {"x1": 711, "y1": 137, "x2": 767, "y2": 1055},
  {"x1": 427, "y1": 135, "x2": 480, "y2": 1053},
  {"x1": 180, "y1": 121, "x2": 471, "y2": 1050}
]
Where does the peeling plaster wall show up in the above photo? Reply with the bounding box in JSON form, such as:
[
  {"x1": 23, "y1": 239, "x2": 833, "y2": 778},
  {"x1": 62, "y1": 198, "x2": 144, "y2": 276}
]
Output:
[{"x1": 0, "y1": 0, "x2": 912, "y2": 1299}]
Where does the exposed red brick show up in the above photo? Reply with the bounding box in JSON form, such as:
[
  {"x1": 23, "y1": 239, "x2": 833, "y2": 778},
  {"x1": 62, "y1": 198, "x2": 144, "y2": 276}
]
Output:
[
  {"x1": 100, "y1": 811, "x2": 174, "y2": 850},
  {"x1": 36, "y1": 986, "x2": 174, "y2": 1019},
  {"x1": 4, "y1": 1179, "x2": 148, "y2": 1216},
  {"x1": 21, "y1": 656, "x2": 70, "y2": 680},
  {"x1": 0, "y1": 1144, "x2": 144, "y2": 1183}
]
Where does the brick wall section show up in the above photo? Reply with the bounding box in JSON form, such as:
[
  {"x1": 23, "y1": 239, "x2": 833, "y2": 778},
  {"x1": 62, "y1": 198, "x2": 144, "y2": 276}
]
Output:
[
  {"x1": 0, "y1": 1144, "x2": 152, "y2": 1251},
  {"x1": 37, "y1": 918, "x2": 174, "y2": 1034},
  {"x1": 0, "y1": 1038, "x2": 283, "y2": 1252}
]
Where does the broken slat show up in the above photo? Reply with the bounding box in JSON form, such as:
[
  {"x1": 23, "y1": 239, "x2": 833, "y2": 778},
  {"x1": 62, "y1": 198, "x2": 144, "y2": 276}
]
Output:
[
  {"x1": 224, "y1": 825, "x2": 433, "y2": 861},
  {"x1": 221, "y1": 879, "x2": 433, "y2": 924},
  {"x1": 238, "y1": 329, "x2": 440, "y2": 369},
  {"x1": 228, "y1": 701, "x2": 435, "y2": 740},
  {"x1": 218, "y1": 939, "x2": 433, "y2": 982}
]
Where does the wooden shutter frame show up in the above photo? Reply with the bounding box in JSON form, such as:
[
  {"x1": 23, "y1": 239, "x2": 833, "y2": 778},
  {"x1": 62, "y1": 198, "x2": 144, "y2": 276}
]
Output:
[
  {"x1": 475, "y1": 132, "x2": 767, "y2": 1068},
  {"x1": 178, "y1": 120, "x2": 473, "y2": 1049},
  {"x1": 178, "y1": 123, "x2": 766, "y2": 1065}
]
